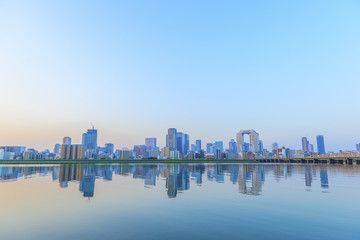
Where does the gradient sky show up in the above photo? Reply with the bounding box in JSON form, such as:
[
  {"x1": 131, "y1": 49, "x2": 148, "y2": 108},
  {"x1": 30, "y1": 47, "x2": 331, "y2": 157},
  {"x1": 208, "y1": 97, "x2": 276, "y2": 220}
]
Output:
[{"x1": 1, "y1": 0, "x2": 360, "y2": 151}]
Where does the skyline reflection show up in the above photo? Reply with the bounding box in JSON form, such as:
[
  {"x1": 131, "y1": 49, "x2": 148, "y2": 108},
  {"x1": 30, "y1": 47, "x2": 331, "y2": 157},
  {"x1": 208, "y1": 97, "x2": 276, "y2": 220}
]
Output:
[{"x1": 0, "y1": 163, "x2": 358, "y2": 198}]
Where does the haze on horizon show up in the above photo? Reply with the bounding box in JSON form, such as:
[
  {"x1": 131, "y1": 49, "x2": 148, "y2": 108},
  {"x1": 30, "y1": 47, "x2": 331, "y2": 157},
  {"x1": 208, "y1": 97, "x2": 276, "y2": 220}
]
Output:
[{"x1": 1, "y1": 0, "x2": 360, "y2": 152}]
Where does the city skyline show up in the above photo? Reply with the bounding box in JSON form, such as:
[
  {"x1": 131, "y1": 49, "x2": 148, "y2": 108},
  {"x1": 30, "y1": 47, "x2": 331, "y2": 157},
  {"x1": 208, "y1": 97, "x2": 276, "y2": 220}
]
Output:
[{"x1": 1, "y1": 1, "x2": 360, "y2": 151}]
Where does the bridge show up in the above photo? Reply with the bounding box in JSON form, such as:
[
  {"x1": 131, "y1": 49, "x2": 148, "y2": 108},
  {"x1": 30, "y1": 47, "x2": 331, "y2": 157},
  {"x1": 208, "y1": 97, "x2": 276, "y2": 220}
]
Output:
[{"x1": 256, "y1": 157, "x2": 360, "y2": 165}]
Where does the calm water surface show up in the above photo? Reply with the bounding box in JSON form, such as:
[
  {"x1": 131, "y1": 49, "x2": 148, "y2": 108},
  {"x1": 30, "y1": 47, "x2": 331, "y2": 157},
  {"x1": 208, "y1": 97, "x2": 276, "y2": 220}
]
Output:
[{"x1": 0, "y1": 163, "x2": 359, "y2": 240}]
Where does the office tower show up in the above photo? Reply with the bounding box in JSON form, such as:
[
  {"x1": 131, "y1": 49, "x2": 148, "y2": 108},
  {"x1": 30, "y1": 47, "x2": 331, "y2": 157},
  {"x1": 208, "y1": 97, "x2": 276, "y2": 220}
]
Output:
[
  {"x1": 105, "y1": 143, "x2": 114, "y2": 155},
  {"x1": 302, "y1": 137, "x2": 309, "y2": 152},
  {"x1": 145, "y1": 138, "x2": 157, "y2": 151},
  {"x1": 54, "y1": 144, "x2": 61, "y2": 155},
  {"x1": 258, "y1": 140, "x2": 264, "y2": 152},
  {"x1": 133, "y1": 145, "x2": 147, "y2": 158},
  {"x1": 63, "y1": 137, "x2": 72, "y2": 145},
  {"x1": 308, "y1": 144, "x2": 314, "y2": 153},
  {"x1": 166, "y1": 128, "x2": 177, "y2": 150},
  {"x1": 23, "y1": 148, "x2": 38, "y2": 159},
  {"x1": 214, "y1": 141, "x2": 224, "y2": 152},
  {"x1": 195, "y1": 140, "x2": 201, "y2": 152},
  {"x1": 119, "y1": 150, "x2": 132, "y2": 159},
  {"x1": 229, "y1": 139, "x2": 237, "y2": 153},
  {"x1": 216, "y1": 149, "x2": 222, "y2": 159},
  {"x1": 185, "y1": 134, "x2": 189, "y2": 154},
  {"x1": 61, "y1": 144, "x2": 85, "y2": 159},
  {"x1": 206, "y1": 143, "x2": 213, "y2": 154},
  {"x1": 176, "y1": 132, "x2": 186, "y2": 154},
  {"x1": 236, "y1": 130, "x2": 259, "y2": 154},
  {"x1": 272, "y1": 142, "x2": 279, "y2": 151},
  {"x1": 191, "y1": 144, "x2": 196, "y2": 152},
  {"x1": 356, "y1": 143, "x2": 360, "y2": 151},
  {"x1": 316, "y1": 135, "x2": 326, "y2": 154},
  {"x1": 82, "y1": 128, "x2": 98, "y2": 150}
]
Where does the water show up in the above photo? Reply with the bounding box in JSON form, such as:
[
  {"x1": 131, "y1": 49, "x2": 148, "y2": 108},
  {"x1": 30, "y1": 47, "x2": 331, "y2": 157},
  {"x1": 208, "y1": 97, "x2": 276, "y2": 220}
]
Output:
[{"x1": 0, "y1": 163, "x2": 359, "y2": 240}]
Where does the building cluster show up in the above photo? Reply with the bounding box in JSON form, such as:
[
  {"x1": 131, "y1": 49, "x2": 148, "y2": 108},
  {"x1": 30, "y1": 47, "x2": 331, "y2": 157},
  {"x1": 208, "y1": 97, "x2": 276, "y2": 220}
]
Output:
[{"x1": 0, "y1": 127, "x2": 359, "y2": 160}]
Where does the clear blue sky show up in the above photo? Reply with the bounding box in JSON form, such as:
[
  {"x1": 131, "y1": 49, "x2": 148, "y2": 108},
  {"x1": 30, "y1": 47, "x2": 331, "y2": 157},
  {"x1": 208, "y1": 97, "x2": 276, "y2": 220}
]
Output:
[{"x1": 0, "y1": 0, "x2": 359, "y2": 151}]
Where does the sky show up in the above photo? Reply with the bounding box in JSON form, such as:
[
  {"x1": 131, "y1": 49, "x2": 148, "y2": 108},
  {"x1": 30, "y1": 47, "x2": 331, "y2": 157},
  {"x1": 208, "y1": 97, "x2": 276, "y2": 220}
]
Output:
[{"x1": 0, "y1": 0, "x2": 360, "y2": 152}]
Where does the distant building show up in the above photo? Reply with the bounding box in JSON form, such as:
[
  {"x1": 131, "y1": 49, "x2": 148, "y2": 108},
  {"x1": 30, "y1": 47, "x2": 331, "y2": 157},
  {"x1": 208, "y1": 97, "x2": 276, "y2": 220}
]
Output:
[
  {"x1": 316, "y1": 135, "x2": 326, "y2": 154},
  {"x1": 272, "y1": 142, "x2": 279, "y2": 151},
  {"x1": 308, "y1": 144, "x2": 314, "y2": 153},
  {"x1": 23, "y1": 148, "x2": 38, "y2": 159},
  {"x1": 53, "y1": 144, "x2": 61, "y2": 155},
  {"x1": 214, "y1": 141, "x2": 224, "y2": 153},
  {"x1": 105, "y1": 143, "x2": 114, "y2": 155},
  {"x1": 258, "y1": 140, "x2": 264, "y2": 152},
  {"x1": 236, "y1": 130, "x2": 259, "y2": 154},
  {"x1": 228, "y1": 139, "x2": 237, "y2": 153},
  {"x1": 191, "y1": 144, "x2": 196, "y2": 152},
  {"x1": 206, "y1": 143, "x2": 213, "y2": 154},
  {"x1": 356, "y1": 143, "x2": 360, "y2": 152},
  {"x1": 61, "y1": 144, "x2": 85, "y2": 159},
  {"x1": 145, "y1": 138, "x2": 157, "y2": 151},
  {"x1": 166, "y1": 128, "x2": 177, "y2": 150},
  {"x1": 119, "y1": 150, "x2": 132, "y2": 159},
  {"x1": 302, "y1": 137, "x2": 309, "y2": 152},
  {"x1": 195, "y1": 140, "x2": 201, "y2": 152},
  {"x1": 82, "y1": 128, "x2": 98, "y2": 150},
  {"x1": 133, "y1": 145, "x2": 147, "y2": 158},
  {"x1": 63, "y1": 137, "x2": 71, "y2": 145}
]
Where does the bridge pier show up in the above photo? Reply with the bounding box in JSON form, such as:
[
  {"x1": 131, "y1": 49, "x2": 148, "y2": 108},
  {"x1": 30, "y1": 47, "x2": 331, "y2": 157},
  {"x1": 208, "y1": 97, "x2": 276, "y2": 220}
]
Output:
[
  {"x1": 346, "y1": 159, "x2": 353, "y2": 165},
  {"x1": 357, "y1": 160, "x2": 360, "y2": 165},
  {"x1": 330, "y1": 159, "x2": 335, "y2": 164}
]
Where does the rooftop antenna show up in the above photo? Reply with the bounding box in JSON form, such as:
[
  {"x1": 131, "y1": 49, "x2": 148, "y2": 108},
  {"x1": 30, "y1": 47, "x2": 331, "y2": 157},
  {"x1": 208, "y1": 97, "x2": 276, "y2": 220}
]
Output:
[{"x1": 90, "y1": 122, "x2": 94, "y2": 130}]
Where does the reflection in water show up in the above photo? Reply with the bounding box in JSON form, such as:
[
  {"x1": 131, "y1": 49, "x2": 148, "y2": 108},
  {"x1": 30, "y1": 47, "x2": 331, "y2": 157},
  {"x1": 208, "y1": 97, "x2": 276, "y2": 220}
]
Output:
[{"x1": 0, "y1": 163, "x2": 359, "y2": 198}]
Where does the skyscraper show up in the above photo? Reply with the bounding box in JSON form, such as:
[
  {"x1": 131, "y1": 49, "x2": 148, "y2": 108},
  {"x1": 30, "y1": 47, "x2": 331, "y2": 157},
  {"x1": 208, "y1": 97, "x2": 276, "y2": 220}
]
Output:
[
  {"x1": 195, "y1": 140, "x2": 201, "y2": 152},
  {"x1": 54, "y1": 144, "x2": 61, "y2": 155},
  {"x1": 176, "y1": 132, "x2": 185, "y2": 154},
  {"x1": 63, "y1": 137, "x2": 71, "y2": 145},
  {"x1": 229, "y1": 139, "x2": 237, "y2": 153},
  {"x1": 166, "y1": 128, "x2": 177, "y2": 150},
  {"x1": 185, "y1": 134, "x2": 189, "y2": 154},
  {"x1": 258, "y1": 140, "x2": 264, "y2": 152},
  {"x1": 316, "y1": 135, "x2": 326, "y2": 154},
  {"x1": 272, "y1": 142, "x2": 279, "y2": 151},
  {"x1": 356, "y1": 143, "x2": 360, "y2": 151},
  {"x1": 214, "y1": 141, "x2": 224, "y2": 152},
  {"x1": 82, "y1": 128, "x2": 98, "y2": 150},
  {"x1": 302, "y1": 137, "x2": 309, "y2": 152},
  {"x1": 236, "y1": 130, "x2": 259, "y2": 154},
  {"x1": 105, "y1": 143, "x2": 114, "y2": 155},
  {"x1": 145, "y1": 138, "x2": 157, "y2": 150}
]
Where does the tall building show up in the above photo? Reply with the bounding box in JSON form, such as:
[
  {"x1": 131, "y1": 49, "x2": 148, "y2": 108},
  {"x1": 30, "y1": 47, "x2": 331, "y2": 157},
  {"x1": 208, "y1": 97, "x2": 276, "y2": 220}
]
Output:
[
  {"x1": 82, "y1": 128, "x2": 98, "y2": 150},
  {"x1": 356, "y1": 143, "x2": 360, "y2": 151},
  {"x1": 54, "y1": 144, "x2": 61, "y2": 155},
  {"x1": 61, "y1": 144, "x2": 85, "y2": 159},
  {"x1": 133, "y1": 145, "x2": 147, "y2": 158},
  {"x1": 176, "y1": 132, "x2": 186, "y2": 154},
  {"x1": 145, "y1": 138, "x2": 157, "y2": 151},
  {"x1": 63, "y1": 137, "x2": 71, "y2": 145},
  {"x1": 258, "y1": 140, "x2": 264, "y2": 152},
  {"x1": 214, "y1": 141, "x2": 224, "y2": 152},
  {"x1": 105, "y1": 143, "x2": 114, "y2": 155},
  {"x1": 236, "y1": 130, "x2": 259, "y2": 154},
  {"x1": 206, "y1": 143, "x2": 213, "y2": 154},
  {"x1": 316, "y1": 135, "x2": 326, "y2": 154},
  {"x1": 302, "y1": 137, "x2": 309, "y2": 153},
  {"x1": 195, "y1": 140, "x2": 201, "y2": 152},
  {"x1": 229, "y1": 139, "x2": 237, "y2": 153},
  {"x1": 166, "y1": 128, "x2": 177, "y2": 150},
  {"x1": 185, "y1": 134, "x2": 189, "y2": 154},
  {"x1": 272, "y1": 142, "x2": 279, "y2": 151},
  {"x1": 191, "y1": 144, "x2": 196, "y2": 152},
  {"x1": 308, "y1": 144, "x2": 314, "y2": 153}
]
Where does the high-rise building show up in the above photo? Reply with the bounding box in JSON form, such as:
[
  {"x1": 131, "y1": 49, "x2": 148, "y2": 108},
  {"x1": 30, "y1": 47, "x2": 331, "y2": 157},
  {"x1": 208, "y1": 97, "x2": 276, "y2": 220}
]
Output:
[
  {"x1": 133, "y1": 145, "x2": 147, "y2": 158},
  {"x1": 61, "y1": 144, "x2": 85, "y2": 159},
  {"x1": 54, "y1": 144, "x2": 61, "y2": 155},
  {"x1": 191, "y1": 144, "x2": 196, "y2": 152},
  {"x1": 105, "y1": 143, "x2": 114, "y2": 155},
  {"x1": 236, "y1": 130, "x2": 259, "y2": 154},
  {"x1": 272, "y1": 142, "x2": 279, "y2": 151},
  {"x1": 308, "y1": 144, "x2": 314, "y2": 153},
  {"x1": 206, "y1": 143, "x2": 213, "y2": 154},
  {"x1": 302, "y1": 137, "x2": 309, "y2": 152},
  {"x1": 195, "y1": 140, "x2": 201, "y2": 152},
  {"x1": 82, "y1": 128, "x2": 98, "y2": 150},
  {"x1": 258, "y1": 140, "x2": 264, "y2": 152},
  {"x1": 316, "y1": 135, "x2": 326, "y2": 154},
  {"x1": 166, "y1": 128, "x2": 177, "y2": 150},
  {"x1": 176, "y1": 132, "x2": 185, "y2": 154},
  {"x1": 63, "y1": 137, "x2": 71, "y2": 145},
  {"x1": 214, "y1": 141, "x2": 224, "y2": 152},
  {"x1": 356, "y1": 143, "x2": 360, "y2": 151},
  {"x1": 185, "y1": 134, "x2": 189, "y2": 154},
  {"x1": 229, "y1": 139, "x2": 237, "y2": 153},
  {"x1": 145, "y1": 138, "x2": 157, "y2": 151}
]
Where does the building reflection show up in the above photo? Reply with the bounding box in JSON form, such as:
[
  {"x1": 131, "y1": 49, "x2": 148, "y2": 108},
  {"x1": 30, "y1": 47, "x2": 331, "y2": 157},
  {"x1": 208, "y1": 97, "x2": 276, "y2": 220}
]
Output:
[{"x1": 0, "y1": 163, "x2": 358, "y2": 198}]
